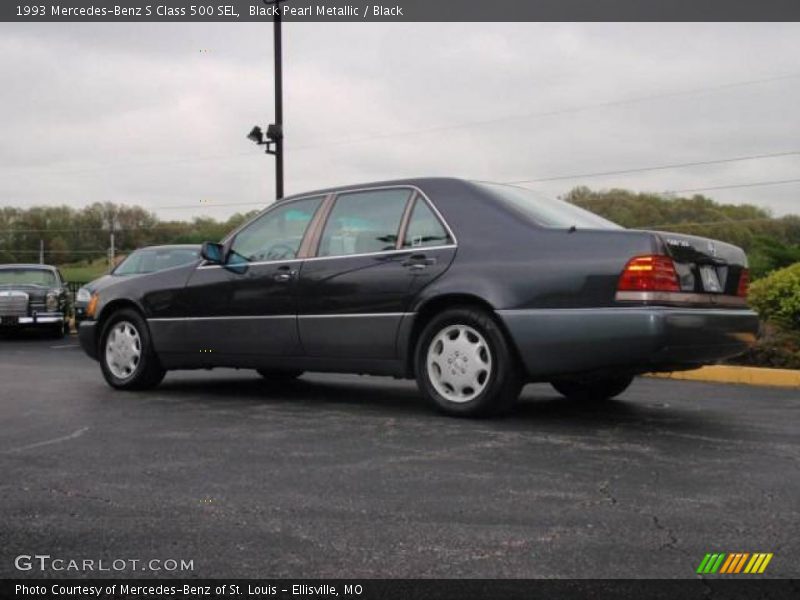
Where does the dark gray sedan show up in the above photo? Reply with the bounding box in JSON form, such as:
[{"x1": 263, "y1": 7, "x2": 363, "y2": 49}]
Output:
[{"x1": 77, "y1": 178, "x2": 758, "y2": 417}]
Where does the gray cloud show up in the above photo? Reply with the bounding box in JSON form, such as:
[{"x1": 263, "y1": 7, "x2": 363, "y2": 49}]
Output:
[{"x1": 1, "y1": 22, "x2": 799, "y2": 221}]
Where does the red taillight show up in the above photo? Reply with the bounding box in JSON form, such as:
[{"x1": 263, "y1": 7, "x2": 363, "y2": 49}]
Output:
[
  {"x1": 618, "y1": 255, "x2": 681, "y2": 292},
  {"x1": 737, "y1": 268, "x2": 750, "y2": 297}
]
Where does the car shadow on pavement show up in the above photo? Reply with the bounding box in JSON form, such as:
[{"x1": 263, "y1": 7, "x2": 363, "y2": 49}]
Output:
[{"x1": 151, "y1": 373, "x2": 730, "y2": 437}]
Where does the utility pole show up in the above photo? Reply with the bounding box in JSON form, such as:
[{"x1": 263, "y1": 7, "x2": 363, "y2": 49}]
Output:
[
  {"x1": 248, "y1": 0, "x2": 287, "y2": 200},
  {"x1": 39, "y1": 239, "x2": 44, "y2": 264},
  {"x1": 273, "y1": 1, "x2": 284, "y2": 199},
  {"x1": 103, "y1": 207, "x2": 118, "y2": 272},
  {"x1": 109, "y1": 228, "x2": 116, "y2": 269}
]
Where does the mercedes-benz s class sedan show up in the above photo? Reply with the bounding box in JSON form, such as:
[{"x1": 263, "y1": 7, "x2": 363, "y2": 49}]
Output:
[{"x1": 78, "y1": 178, "x2": 758, "y2": 416}]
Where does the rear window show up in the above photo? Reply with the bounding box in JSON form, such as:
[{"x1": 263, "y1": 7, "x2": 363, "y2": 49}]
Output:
[{"x1": 474, "y1": 182, "x2": 622, "y2": 230}]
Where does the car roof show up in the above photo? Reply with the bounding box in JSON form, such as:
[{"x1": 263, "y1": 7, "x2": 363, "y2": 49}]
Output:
[{"x1": 278, "y1": 177, "x2": 467, "y2": 203}]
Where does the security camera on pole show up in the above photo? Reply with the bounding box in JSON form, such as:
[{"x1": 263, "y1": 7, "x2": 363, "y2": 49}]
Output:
[{"x1": 248, "y1": 0, "x2": 287, "y2": 200}]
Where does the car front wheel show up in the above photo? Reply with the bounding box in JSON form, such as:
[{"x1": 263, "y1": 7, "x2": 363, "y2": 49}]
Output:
[
  {"x1": 550, "y1": 374, "x2": 634, "y2": 402},
  {"x1": 100, "y1": 309, "x2": 165, "y2": 390},
  {"x1": 415, "y1": 306, "x2": 522, "y2": 417}
]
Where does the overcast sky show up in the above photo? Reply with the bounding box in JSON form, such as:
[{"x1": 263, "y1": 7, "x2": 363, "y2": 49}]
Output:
[{"x1": 1, "y1": 22, "x2": 799, "y2": 221}]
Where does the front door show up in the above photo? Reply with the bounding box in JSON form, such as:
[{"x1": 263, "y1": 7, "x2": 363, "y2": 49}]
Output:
[
  {"x1": 297, "y1": 189, "x2": 456, "y2": 359},
  {"x1": 158, "y1": 196, "x2": 324, "y2": 360}
]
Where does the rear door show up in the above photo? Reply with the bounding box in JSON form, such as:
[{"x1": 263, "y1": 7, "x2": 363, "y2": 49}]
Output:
[{"x1": 297, "y1": 188, "x2": 455, "y2": 359}]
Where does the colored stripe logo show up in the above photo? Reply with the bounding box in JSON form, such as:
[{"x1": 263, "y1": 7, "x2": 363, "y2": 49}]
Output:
[{"x1": 696, "y1": 553, "x2": 773, "y2": 574}]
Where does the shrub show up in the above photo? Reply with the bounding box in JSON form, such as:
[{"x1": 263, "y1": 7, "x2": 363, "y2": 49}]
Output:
[
  {"x1": 728, "y1": 323, "x2": 800, "y2": 370},
  {"x1": 748, "y1": 262, "x2": 800, "y2": 331}
]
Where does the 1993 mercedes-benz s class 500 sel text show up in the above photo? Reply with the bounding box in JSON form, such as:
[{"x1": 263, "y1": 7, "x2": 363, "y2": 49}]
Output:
[{"x1": 78, "y1": 178, "x2": 758, "y2": 416}]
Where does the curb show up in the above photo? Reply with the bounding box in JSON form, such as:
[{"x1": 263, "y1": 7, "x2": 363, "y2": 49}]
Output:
[{"x1": 647, "y1": 365, "x2": 800, "y2": 388}]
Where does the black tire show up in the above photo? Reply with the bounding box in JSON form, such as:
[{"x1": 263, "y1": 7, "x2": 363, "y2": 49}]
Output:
[
  {"x1": 414, "y1": 306, "x2": 522, "y2": 417},
  {"x1": 551, "y1": 374, "x2": 634, "y2": 402},
  {"x1": 256, "y1": 369, "x2": 304, "y2": 381},
  {"x1": 99, "y1": 308, "x2": 166, "y2": 390}
]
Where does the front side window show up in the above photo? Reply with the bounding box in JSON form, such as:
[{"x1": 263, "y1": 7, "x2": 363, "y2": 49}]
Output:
[
  {"x1": 318, "y1": 189, "x2": 411, "y2": 257},
  {"x1": 402, "y1": 198, "x2": 452, "y2": 249},
  {"x1": 229, "y1": 196, "x2": 323, "y2": 263}
]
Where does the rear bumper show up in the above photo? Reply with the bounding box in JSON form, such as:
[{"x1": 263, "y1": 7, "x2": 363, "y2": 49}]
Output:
[
  {"x1": 78, "y1": 320, "x2": 100, "y2": 360},
  {"x1": 497, "y1": 307, "x2": 759, "y2": 379}
]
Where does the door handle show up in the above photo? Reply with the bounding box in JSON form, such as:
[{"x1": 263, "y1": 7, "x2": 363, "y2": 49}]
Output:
[
  {"x1": 273, "y1": 266, "x2": 297, "y2": 283},
  {"x1": 402, "y1": 254, "x2": 437, "y2": 270}
]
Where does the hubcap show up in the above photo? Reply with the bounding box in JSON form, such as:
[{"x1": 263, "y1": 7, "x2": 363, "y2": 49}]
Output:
[
  {"x1": 105, "y1": 321, "x2": 142, "y2": 380},
  {"x1": 426, "y1": 324, "x2": 492, "y2": 403}
]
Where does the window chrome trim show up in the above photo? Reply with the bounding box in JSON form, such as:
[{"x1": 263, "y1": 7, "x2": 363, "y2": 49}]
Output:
[{"x1": 197, "y1": 184, "x2": 457, "y2": 270}]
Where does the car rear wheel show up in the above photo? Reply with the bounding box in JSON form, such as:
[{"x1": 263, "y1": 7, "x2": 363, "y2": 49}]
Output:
[
  {"x1": 256, "y1": 369, "x2": 304, "y2": 381},
  {"x1": 415, "y1": 306, "x2": 522, "y2": 417},
  {"x1": 550, "y1": 374, "x2": 634, "y2": 402},
  {"x1": 100, "y1": 309, "x2": 165, "y2": 390}
]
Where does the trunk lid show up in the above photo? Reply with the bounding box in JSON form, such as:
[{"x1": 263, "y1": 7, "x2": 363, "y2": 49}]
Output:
[{"x1": 648, "y1": 231, "x2": 748, "y2": 296}]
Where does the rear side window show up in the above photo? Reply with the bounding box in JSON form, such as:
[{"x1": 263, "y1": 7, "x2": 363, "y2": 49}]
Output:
[
  {"x1": 318, "y1": 189, "x2": 411, "y2": 257},
  {"x1": 474, "y1": 181, "x2": 622, "y2": 230},
  {"x1": 402, "y1": 198, "x2": 452, "y2": 249}
]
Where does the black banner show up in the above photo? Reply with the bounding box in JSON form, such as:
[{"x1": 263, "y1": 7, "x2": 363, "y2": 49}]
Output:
[
  {"x1": 4, "y1": 0, "x2": 800, "y2": 22},
  {"x1": 3, "y1": 579, "x2": 800, "y2": 600}
]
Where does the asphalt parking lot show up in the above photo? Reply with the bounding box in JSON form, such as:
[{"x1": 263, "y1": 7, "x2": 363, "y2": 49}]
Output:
[{"x1": 1, "y1": 334, "x2": 798, "y2": 579}]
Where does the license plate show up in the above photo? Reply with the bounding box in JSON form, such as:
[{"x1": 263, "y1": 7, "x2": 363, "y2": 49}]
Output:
[
  {"x1": 699, "y1": 265, "x2": 722, "y2": 293},
  {"x1": 1, "y1": 316, "x2": 19, "y2": 326}
]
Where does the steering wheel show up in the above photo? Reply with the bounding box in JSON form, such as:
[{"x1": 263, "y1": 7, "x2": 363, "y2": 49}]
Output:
[{"x1": 262, "y1": 243, "x2": 296, "y2": 261}]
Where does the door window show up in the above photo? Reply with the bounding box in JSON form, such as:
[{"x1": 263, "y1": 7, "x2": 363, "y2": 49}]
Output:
[
  {"x1": 318, "y1": 189, "x2": 411, "y2": 257},
  {"x1": 228, "y1": 197, "x2": 322, "y2": 263},
  {"x1": 402, "y1": 198, "x2": 452, "y2": 249}
]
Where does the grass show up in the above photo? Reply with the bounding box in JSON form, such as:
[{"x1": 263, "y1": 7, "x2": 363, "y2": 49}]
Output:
[{"x1": 60, "y1": 258, "x2": 112, "y2": 284}]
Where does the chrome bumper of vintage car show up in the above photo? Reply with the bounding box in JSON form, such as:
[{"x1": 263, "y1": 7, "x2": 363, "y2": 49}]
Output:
[
  {"x1": 496, "y1": 307, "x2": 760, "y2": 379},
  {"x1": 0, "y1": 312, "x2": 64, "y2": 325}
]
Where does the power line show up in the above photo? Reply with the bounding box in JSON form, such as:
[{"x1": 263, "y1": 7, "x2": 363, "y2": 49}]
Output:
[
  {"x1": 156, "y1": 201, "x2": 268, "y2": 210},
  {"x1": 504, "y1": 150, "x2": 800, "y2": 184},
  {"x1": 644, "y1": 216, "x2": 795, "y2": 229},
  {"x1": 0, "y1": 225, "x2": 203, "y2": 234},
  {"x1": 666, "y1": 178, "x2": 800, "y2": 194},
  {"x1": 287, "y1": 70, "x2": 800, "y2": 151},
  {"x1": 8, "y1": 249, "x2": 109, "y2": 254},
  {"x1": 2, "y1": 70, "x2": 800, "y2": 177}
]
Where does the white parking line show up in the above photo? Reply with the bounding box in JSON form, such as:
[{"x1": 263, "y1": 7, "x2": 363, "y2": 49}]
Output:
[
  {"x1": 50, "y1": 344, "x2": 79, "y2": 349},
  {"x1": 4, "y1": 426, "x2": 90, "y2": 453}
]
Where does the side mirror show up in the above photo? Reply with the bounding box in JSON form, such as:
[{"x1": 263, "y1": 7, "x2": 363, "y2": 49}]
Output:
[{"x1": 201, "y1": 241, "x2": 225, "y2": 264}]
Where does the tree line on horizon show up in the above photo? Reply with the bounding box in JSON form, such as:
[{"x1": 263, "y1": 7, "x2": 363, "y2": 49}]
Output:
[{"x1": 2, "y1": 188, "x2": 799, "y2": 279}]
